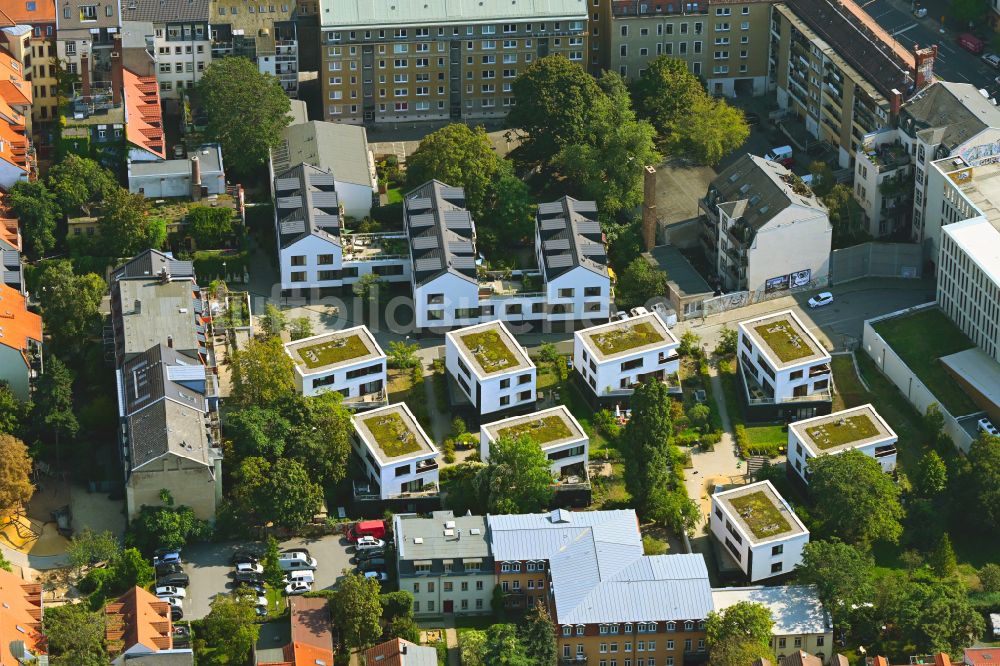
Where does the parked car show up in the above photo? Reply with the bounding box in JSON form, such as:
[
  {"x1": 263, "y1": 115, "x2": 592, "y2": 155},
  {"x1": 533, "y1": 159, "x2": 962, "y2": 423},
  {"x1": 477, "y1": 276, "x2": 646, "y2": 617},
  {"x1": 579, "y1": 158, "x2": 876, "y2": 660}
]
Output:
[
  {"x1": 364, "y1": 571, "x2": 389, "y2": 582},
  {"x1": 171, "y1": 607, "x2": 183, "y2": 622},
  {"x1": 154, "y1": 586, "x2": 186, "y2": 599},
  {"x1": 234, "y1": 571, "x2": 263, "y2": 584},
  {"x1": 629, "y1": 306, "x2": 649, "y2": 317},
  {"x1": 157, "y1": 573, "x2": 190, "y2": 588},
  {"x1": 231, "y1": 549, "x2": 262, "y2": 565},
  {"x1": 347, "y1": 520, "x2": 386, "y2": 543},
  {"x1": 153, "y1": 549, "x2": 181, "y2": 566},
  {"x1": 155, "y1": 562, "x2": 183, "y2": 578},
  {"x1": 979, "y1": 418, "x2": 1000, "y2": 437},
  {"x1": 764, "y1": 145, "x2": 795, "y2": 167},
  {"x1": 235, "y1": 562, "x2": 263, "y2": 575},
  {"x1": 278, "y1": 552, "x2": 318, "y2": 571},
  {"x1": 984, "y1": 53, "x2": 1000, "y2": 68},
  {"x1": 285, "y1": 581, "x2": 313, "y2": 595},
  {"x1": 808, "y1": 292, "x2": 834, "y2": 308},
  {"x1": 912, "y1": 5, "x2": 927, "y2": 17},
  {"x1": 286, "y1": 570, "x2": 315, "y2": 584},
  {"x1": 281, "y1": 548, "x2": 310, "y2": 558},
  {"x1": 360, "y1": 558, "x2": 387, "y2": 572},
  {"x1": 255, "y1": 606, "x2": 267, "y2": 618},
  {"x1": 355, "y1": 548, "x2": 386, "y2": 562},
  {"x1": 958, "y1": 32, "x2": 985, "y2": 55},
  {"x1": 160, "y1": 597, "x2": 184, "y2": 609},
  {"x1": 255, "y1": 595, "x2": 268, "y2": 608},
  {"x1": 354, "y1": 536, "x2": 386, "y2": 551},
  {"x1": 235, "y1": 581, "x2": 266, "y2": 595}
]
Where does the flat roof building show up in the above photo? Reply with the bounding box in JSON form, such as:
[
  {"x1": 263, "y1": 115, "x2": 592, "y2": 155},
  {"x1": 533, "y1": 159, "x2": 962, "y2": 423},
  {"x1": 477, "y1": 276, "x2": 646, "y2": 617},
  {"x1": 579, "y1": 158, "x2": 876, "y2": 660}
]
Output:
[
  {"x1": 351, "y1": 403, "x2": 439, "y2": 502},
  {"x1": 446, "y1": 320, "x2": 537, "y2": 419},
  {"x1": 284, "y1": 326, "x2": 387, "y2": 405},
  {"x1": 787, "y1": 404, "x2": 898, "y2": 481}
]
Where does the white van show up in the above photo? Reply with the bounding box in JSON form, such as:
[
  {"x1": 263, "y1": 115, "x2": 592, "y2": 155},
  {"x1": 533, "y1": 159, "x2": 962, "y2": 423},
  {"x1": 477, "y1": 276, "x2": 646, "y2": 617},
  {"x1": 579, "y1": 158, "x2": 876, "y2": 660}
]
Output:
[
  {"x1": 286, "y1": 570, "x2": 315, "y2": 584},
  {"x1": 278, "y1": 552, "x2": 318, "y2": 572},
  {"x1": 764, "y1": 145, "x2": 794, "y2": 167}
]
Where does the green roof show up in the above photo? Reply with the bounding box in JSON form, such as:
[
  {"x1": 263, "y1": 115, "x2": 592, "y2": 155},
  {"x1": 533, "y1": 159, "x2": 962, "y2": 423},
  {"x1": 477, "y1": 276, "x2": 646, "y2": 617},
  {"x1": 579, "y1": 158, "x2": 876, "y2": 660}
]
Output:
[
  {"x1": 361, "y1": 412, "x2": 422, "y2": 457},
  {"x1": 727, "y1": 490, "x2": 792, "y2": 540},
  {"x1": 461, "y1": 329, "x2": 521, "y2": 375},
  {"x1": 294, "y1": 333, "x2": 370, "y2": 369},
  {"x1": 589, "y1": 322, "x2": 665, "y2": 356},
  {"x1": 753, "y1": 319, "x2": 815, "y2": 363},
  {"x1": 496, "y1": 415, "x2": 573, "y2": 446},
  {"x1": 804, "y1": 414, "x2": 880, "y2": 450}
]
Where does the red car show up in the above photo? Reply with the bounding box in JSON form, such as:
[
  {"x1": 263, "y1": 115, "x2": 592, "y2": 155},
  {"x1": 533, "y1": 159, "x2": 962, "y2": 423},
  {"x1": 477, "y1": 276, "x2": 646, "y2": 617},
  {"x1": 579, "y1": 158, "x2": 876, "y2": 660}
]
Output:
[{"x1": 347, "y1": 519, "x2": 386, "y2": 543}]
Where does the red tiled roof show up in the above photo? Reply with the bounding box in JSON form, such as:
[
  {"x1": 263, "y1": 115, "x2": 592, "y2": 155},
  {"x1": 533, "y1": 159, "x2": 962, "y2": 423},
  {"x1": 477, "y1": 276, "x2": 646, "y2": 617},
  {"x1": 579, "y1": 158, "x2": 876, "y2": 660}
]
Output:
[
  {"x1": 0, "y1": 283, "x2": 40, "y2": 368},
  {"x1": 0, "y1": 1, "x2": 56, "y2": 24},
  {"x1": 289, "y1": 597, "x2": 334, "y2": 665},
  {"x1": 104, "y1": 587, "x2": 173, "y2": 656},
  {"x1": 122, "y1": 68, "x2": 165, "y2": 159},
  {"x1": 0, "y1": 568, "x2": 45, "y2": 666},
  {"x1": 364, "y1": 638, "x2": 432, "y2": 666},
  {"x1": 0, "y1": 194, "x2": 19, "y2": 251},
  {"x1": 966, "y1": 649, "x2": 999, "y2": 666}
]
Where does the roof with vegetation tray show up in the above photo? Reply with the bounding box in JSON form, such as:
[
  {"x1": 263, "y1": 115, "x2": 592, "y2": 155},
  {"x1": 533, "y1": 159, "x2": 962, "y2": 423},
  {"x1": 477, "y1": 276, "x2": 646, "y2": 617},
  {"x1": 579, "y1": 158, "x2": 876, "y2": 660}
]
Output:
[
  {"x1": 284, "y1": 326, "x2": 384, "y2": 374},
  {"x1": 739, "y1": 310, "x2": 829, "y2": 368},
  {"x1": 483, "y1": 405, "x2": 586, "y2": 449},
  {"x1": 578, "y1": 312, "x2": 678, "y2": 362},
  {"x1": 714, "y1": 481, "x2": 808, "y2": 544},
  {"x1": 789, "y1": 404, "x2": 896, "y2": 455},
  {"x1": 448, "y1": 321, "x2": 534, "y2": 378},
  {"x1": 352, "y1": 403, "x2": 436, "y2": 463}
]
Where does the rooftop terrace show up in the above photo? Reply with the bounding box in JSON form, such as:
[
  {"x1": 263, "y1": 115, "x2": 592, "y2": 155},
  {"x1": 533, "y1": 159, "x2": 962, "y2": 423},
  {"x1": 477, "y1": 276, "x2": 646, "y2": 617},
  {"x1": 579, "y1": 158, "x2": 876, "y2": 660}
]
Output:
[
  {"x1": 580, "y1": 312, "x2": 678, "y2": 362},
  {"x1": 716, "y1": 481, "x2": 807, "y2": 544},
  {"x1": 285, "y1": 326, "x2": 383, "y2": 373},
  {"x1": 450, "y1": 321, "x2": 533, "y2": 378},
  {"x1": 354, "y1": 403, "x2": 436, "y2": 463},
  {"x1": 484, "y1": 406, "x2": 585, "y2": 449},
  {"x1": 740, "y1": 311, "x2": 829, "y2": 368},
  {"x1": 791, "y1": 404, "x2": 895, "y2": 455}
]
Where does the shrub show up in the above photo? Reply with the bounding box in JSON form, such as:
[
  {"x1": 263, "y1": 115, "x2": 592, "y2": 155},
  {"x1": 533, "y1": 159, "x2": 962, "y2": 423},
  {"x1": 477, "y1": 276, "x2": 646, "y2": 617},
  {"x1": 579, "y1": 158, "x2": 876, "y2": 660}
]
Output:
[
  {"x1": 443, "y1": 439, "x2": 456, "y2": 464},
  {"x1": 642, "y1": 535, "x2": 668, "y2": 555},
  {"x1": 734, "y1": 424, "x2": 750, "y2": 458},
  {"x1": 451, "y1": 417, "x2": 466, "y2": 438},
  {"x1": 593, "y1": 409, "x2": 621, "y2": 439},
  {"x1": 980, "y1": 563, "x2": 1000, "y2": 593},
  {"x1": 456, "y1": 432, "x2": 478, "y2": 450}
]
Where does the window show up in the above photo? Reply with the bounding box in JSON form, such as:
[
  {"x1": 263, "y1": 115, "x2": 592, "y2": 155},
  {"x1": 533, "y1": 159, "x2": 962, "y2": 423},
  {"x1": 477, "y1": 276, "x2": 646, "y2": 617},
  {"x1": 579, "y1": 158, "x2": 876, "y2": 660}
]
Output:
[
  {"x1": 816, "y1": 636, "x2": 825, "y2": 647},
  {"x1": 518, "y1": 390, "x2": 532, "y2": 401},
  {"x1": 778, "y1": 638, "x2": 786, "y2": 649},
  {"x1": 794, "y1": 638, "x2": 802, "y2": 648},
  {"x1": 771, "y1": 544, "x2": 784, "y2": 556},
  {"x1": 518, "y1": 374, "x2": 532, "y2": 385},
  {"x1": 79, "y1": 4, "x2": 97, "y2": 20},
  {"x1": 500, "y1": 396, "x2": 510, "y2": 406},
  {"x1": 558, "y1": 288, "x2": 574, "y2": 298},
  {"x1": 291, "y1": 272, "x2": 306, "y2": 283},
  {"x1": 771, "y1": 561, "x2": 783, "y2": 574}
]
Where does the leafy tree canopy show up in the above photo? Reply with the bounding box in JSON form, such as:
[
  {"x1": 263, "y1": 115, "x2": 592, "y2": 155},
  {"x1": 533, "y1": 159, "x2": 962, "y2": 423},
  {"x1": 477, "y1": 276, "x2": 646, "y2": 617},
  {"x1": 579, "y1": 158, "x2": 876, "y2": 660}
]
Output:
[
  {"x1": 98, "y1": 187, "x2": 166, "y2": 258},
  {"x1": 482, "y1": 435, "x2": 554, "y2": 514},
  {"x1": 616, "y1": 257, "x2": 668, "y2": 310},
  {"x1": 199, "y1": 590, "x2": 261, "y2": 664},
  {"x1": 679, "y1": 95, "x2": 750, "y2": 166},
  {"x1": 35, "y1": 260, "x2": 105, "y2": 356},
  {"x1": 518, "y1": 601, "x2": 557, "y2": 666},
  {"x1": 705, "y1": 601, "x2": 774, "y2": 649},
  {"x1": 43, "y1": 603, "x2": 107, "y2": 666},
  {"x1": 232, "y1": 456, "x2": 323, "y2": 529},
  {"x1": 796, "y1": 539, "x2": 875, "y2": 630},
  {"x1": 47, "y1": 154, "x2": 116, "y2": 216},
  {"x1": 7, "y1": 180, "x2": 59, "y2": 258},
  {"x1": 0, "y1": 434, "x2": 34, "y2": 514},
  {"x1": 331, "y1": 570, "x2": 384, "y2": 650},
  {"x1": 127, "y1": 504, "x2": 211, "y2": 553},
  {"x1": 632, "y1": 56, "x2": 707, "y2": 140},
  {"x1": 229, "y1": 335, "x2": 296, "y2": 407},
  {"x1": 622, "y1": 379, "x2": 678, "y2": 517},
  {"x1": 187, "y1": 206, "x2": 235, "y2": 248}
]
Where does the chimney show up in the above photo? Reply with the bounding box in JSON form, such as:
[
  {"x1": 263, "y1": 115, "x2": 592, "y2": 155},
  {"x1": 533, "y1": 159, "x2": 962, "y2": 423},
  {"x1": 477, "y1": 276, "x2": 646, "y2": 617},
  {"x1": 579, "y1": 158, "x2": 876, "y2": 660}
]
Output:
[
  {"x1": 913, "y1": 43, "x2": 938, "y2": 90},
  {"x1": 81, "y1": 52, "x2": 91, "y2": 97},
  {"x1": 642, "y1": 165, "x2": 657, "y2": 251},
  {"x1": 190, "y1": 156, "x2": 202, "y2": 201},
  {"x1": 401, "y1": 644, "x2": 407, "y2": 655},
  {"x1": 111, "y1": 36, "x2": 124, "y2": 105}
]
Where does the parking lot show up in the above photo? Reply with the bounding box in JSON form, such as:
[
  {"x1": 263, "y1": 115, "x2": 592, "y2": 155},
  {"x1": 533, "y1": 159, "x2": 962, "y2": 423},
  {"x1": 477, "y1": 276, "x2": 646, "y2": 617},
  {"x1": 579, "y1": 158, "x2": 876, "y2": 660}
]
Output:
[{"x1": 178, "y1": 534, "x2": 357, "y2": 620}]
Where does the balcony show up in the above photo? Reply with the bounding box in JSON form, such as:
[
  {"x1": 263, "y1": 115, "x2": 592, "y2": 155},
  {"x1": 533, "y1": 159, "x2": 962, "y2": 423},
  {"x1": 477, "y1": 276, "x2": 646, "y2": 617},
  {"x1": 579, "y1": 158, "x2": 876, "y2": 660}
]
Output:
[
  {"x1": 603, "y1": 371, "x2": 682, "y2": 396},
  {"x1": 808, "y1": 363, "x2": 830, "y2": 378},
  {"x1": 561, "y1": 654, "x2": 587, "y2": 663},
  {"x1": 866, "y1": 142, "x2": 910, "y2": 173},
  {"x1": 342, "y1": 233, "x2": 410, "y2": 261},
  {"x1": 478, "y1": 272, "x2": 544, "y2": 300},
  {"x1": 874, "y1": 444, "x2": 897, "y2": 459},
  {"x1": 416, "y1": 459, "x2": 439, "y2": 473},
  {"x1": 342, "y1": 389, "x2": 389, "y2": 411},
  {"x1": 739, "y1": 360, "x2": 832, "y2": 406}
]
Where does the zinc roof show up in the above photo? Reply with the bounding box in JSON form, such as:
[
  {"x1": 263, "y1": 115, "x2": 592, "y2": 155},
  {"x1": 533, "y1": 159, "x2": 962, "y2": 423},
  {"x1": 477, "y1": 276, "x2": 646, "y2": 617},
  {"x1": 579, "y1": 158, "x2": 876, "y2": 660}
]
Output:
[
  {"x1": 320, "y1": 0, "x2": 586, "y2": 28},
  {"x1": 710, "y1": 585, "x2": 829, "y2": 636},
  {"x1": 395, "y1": 511, "x2": 490, "y2": 560}
]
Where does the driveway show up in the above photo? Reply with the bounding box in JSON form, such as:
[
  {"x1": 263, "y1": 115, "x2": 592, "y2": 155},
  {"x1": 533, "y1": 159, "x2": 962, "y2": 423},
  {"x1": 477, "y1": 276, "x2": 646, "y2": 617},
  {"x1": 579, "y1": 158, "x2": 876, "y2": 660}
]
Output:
[{"x1": 180, "y1": 534, "x2": 356, "y2": 620}]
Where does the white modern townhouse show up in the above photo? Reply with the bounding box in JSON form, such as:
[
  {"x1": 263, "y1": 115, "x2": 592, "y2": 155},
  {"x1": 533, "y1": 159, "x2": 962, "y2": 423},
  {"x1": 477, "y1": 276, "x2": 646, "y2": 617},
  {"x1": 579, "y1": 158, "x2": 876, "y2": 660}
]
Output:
[
  {"x1": 787, "y1": 404, "x2": 898, "y2": 483},
  {"x1": 700, "y1": 154, "x2": 831, "y2": 297},
  {"x1": 574, "y1": 311, "x2": 681, "y2": 404},
  {"x1": 445, "y1": 321, "x2": 536, "y2": 420},
  {"x1": 480, "y1": 406, "x2": 589, "y2": 483},
  {"x1": 534, "y1": 197, "x2": 611, "y2": 324},
  {"x1": 351, "y1": 403, "x2": 439, "y2": 503},
  {"x1": 710, "y1": 481, "x2": 810, "y2": 583},
  {"x1": 737, "y1": 310, "x2": 833, "y2": 420},
  {"x1": 284, "y1": 326, "x2": 386, "y2": 407},
  {"x1": 274, "y1": 163, "x2": 410, "y2": 293}
]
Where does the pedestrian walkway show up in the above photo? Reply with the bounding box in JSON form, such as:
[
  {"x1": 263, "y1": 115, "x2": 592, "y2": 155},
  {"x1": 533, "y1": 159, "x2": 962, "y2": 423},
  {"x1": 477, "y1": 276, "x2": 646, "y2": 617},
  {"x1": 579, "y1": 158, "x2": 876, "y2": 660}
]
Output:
[{"x1": 443, "y1": 616, "x2": 460, "y2": 666}]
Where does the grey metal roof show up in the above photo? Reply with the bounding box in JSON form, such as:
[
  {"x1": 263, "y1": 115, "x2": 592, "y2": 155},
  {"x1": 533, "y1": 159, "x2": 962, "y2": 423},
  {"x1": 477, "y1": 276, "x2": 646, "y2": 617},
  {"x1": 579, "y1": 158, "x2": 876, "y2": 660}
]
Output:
[
  {"x1": 272, "y1": 121, "x2": 374, "y2": 187},
  {"x1": 114, "y1": 280, "x2": 203, "y2": 361},
  {"x1": 127, "y1": 398, "x2": 212, "y2": 470},
  {"x1": 903, "y1": 81, "x2": 1000, "y2": 152},
  {"x1": 120, "y1": 344, "x2": 209, "y2": 417},
  {"x1": 536, "y1": 197, "x2": 609, "y2": 280},
  {"x1": 113, "y1": 250, "x2": 194, "y2": 283},
  {"x1": 120, "y1": 650, "x2": 195, "y2": 665},
  {"x1": 395, "y1": 511, "x2": 490, "y2": 560},
  {"x1": 711, "y1": 585, "x2": 830, "y2": 636},
  {"x1": 405, "y1": 180, "x2": 478, "y2": 287},
  {"x1": 274, "y1": 163, "x2": 342, "y2": 250},
  {"x1": 320, "y1": 0, "x2": 587, "y2": 28},
  {"x1": 120, "y1": 0, "x2": 211, "y2": 22},
  {"x1": 130, "y1": 145, "x2": 223, "y2": 179}
]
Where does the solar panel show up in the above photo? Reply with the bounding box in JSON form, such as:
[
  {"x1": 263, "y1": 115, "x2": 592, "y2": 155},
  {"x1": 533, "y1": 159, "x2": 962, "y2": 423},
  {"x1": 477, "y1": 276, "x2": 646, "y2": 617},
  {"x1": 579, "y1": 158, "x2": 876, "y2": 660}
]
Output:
[
  {"x1": 443, "y1": 210, "x2": 472, "y2": 228},
  {"x1": 576, "y1": 220, "x2": 601, "y2": 235},
  {"x1": 572, "y1": 200, "x2": 598, "y2": 213},
  {"x1": 451, "y1": 256, "x2": 476, "y2": 270},
  {"x1": 415, "y1": 257, "x2": 443, "y2": 272},
  {"x1": 412, "y1": 236, "x2": 439, "y2": 250},
  {"x1": 449, "y1": 240, "x2": 473, "y2": 253},
  {"x1": 280, "y1": 219, "x2": 306, "y2": 235},
  {"x1": 308, "y1": 171, "x2": 336, "y2": 187},
  {"x1": 312, "y1": 191, "x2": 340, "y2": 207},
  {"x1": 544, "y1": 239, "x2": 571, "y2": 251},
  {"x1": 276, "y1": 195, "x2": 303, "y2": 209},
  {"x1": 406, "y1": 197, "x2": 432, "y2": 211},
  {"x1": 439, "y1": 186, "x2": 466, "y2": 200},
  {"x1": 541, "y1": 218, "x2": 567, "y2": 231},
  {"x1": 547, "y1": 254, "x2": 573, "y2": 268},
  {"x1": 537, "y1": 201, "x2": 565, "y2": 215},
  {"x1": 408, "y1": 213, "x2": 435, "y2": 228},
  {"x1": 580, "y1": 243, "x2": 606, "y2": 256}
]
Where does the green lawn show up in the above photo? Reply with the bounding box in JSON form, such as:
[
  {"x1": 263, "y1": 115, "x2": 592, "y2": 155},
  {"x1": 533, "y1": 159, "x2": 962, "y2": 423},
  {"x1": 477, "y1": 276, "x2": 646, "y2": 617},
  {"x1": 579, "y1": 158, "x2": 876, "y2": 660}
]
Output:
[
  {"x1": 728, "y1": 489, "x2": 792, "y2": 539},
  {"x1": 460, "y1": 330, "x2": 521, "y2": 375},
  {"x1": 746, "y1": 424, "x2": 786, "y2": 453},
  {"x1": 361, "y1": 412, "x2": 423, "y2": 457},
  {"x1": 805, "y1": 414, "x2": 880, "y2": 450},
  {"x1": 291, "y1": 333, "x2": 368, "y2": 368},
  {"x1": 387, "y1": 186, "x2": 403, "y2": 204},
  {"x1": 589, "y1": 322, "x2": 664, "y2": 356},
  {"x1": 497, "y1": 415, "x2": 572, "y2": 445},
  {"x1": 754, "y1": 319, "x2": 817, "y2": 363},
  {"x1": 873, "y1": 309, "x2": 978, "y2": 415}
]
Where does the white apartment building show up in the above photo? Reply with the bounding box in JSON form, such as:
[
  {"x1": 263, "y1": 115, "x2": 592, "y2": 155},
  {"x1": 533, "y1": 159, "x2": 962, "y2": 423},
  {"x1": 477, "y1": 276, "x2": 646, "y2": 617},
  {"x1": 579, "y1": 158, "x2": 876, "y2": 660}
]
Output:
[
  {"x1": 852, "y1": 130, "x2": 912, "y2": 238},
  {"x1": 700, "y1": 155, "x2": 831, "y2": 296},
  {"x1": 787, "y1": 404, "x2": 898, "y2": 483},
  {"x1": 939, "y1": 218, "x2": 1000, "y2": 365},
  {"x1": 480, "y1": 406, "x2": 588, "y2": 481},
  {"x1": 284, "y1": 326, "x2": 386, "y2": 407},
  {"x1": 574, "y1": 311, "x2": 681, "y2": 401},
  {"x1": 120, "y1": 0, "x2": 212, "y2": 100},
  {"x1": 736, "y1": 310, "x2": 833, "y2": 420},
  {"x1": 711, "y1": 586, "x2": 833, "y2": 661},
  {"x1": 445, "y1": 320, "x2": 536, "y2": 419},
  {"x1": 351, "y1": 403, "x2": 439, "y2": 500},
  {"x1": 710, "y1": 481, "x2": 810, "y2": 582},
  {"x1": 274, "y1": 163, "x2": 410, "y2": 292}
]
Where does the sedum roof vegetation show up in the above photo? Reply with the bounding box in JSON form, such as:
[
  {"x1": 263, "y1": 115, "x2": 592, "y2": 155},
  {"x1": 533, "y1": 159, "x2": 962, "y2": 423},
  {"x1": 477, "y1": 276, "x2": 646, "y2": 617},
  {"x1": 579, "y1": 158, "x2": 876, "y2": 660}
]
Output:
[
  {"x1": 362, "y1": 412, "x2": 422, "y2": 457},
  {"x1": 753, "y1": 319, "x2": 815, "y2": 363},
  {"x1": 728, "y1": 490, "x2": 792, "y2": 540},
  {"x1": 461, "y1": 329, "x2": 520, "y2": 375},
  {"x1": 589, "y1": 322, "x2": 665, "y2": 356},
  {"x1": 295, "y1": 334, "x2": 369, "y2": 369},
  {"x1": 497, "y1": 415, "x2": 573, "y2": 446},
  {"x1": 805, "y1": 414, "x2": 881, "y2": 450}
]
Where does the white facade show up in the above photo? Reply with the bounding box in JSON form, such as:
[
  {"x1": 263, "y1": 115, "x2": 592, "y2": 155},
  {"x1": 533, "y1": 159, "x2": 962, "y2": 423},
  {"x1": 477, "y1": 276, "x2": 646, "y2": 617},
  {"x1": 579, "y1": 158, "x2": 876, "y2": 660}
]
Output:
[
  {"x1": 445, "y1": 321, "x2": 537, "y2": 417},
  {"x1": 127, "y1": 147, "x2": 226, "y2": 198},
  {"x1": 939, "y1": 218, "x2": 1000, "y2": 364},
  {"x1": 414, "y1": 271, "x2": 482, "y2": 330},
  {"x1": 787, "y1": 404, "x2": 898, "y2": 483},
  {"x1": 480, "y1": 405, "x2": 588, "y2": 478},
  {"x1": 543, "y1": 266, "x2": 611, "y2": 323},
  {"x1": 710, "y1": 481, "x2": 810, "y2": 582},
  {"x1": 352, "y1": 403, "x2": 439, "y2": 500},
  {"x1": 574, "y1": 311, "x2": 681, "y2": 398},
  {"x1": 742, "y1": 209, "x2": 832, "y2": 296},
  {"x1": 147, "y1": 26, "x2": 211, "y2": 98},
  {"x1": 280, "y1": 233, "x2": 344, "y2": 291},
  {"x1": 852, "y1": 130, "x2": 913, "y2": 238},
  {"x1": 736, "y1": 310, "x2": 833, "y2": 416},
  {"x1": 284, "y1": 326, "x2": 387, "y2": 405}
]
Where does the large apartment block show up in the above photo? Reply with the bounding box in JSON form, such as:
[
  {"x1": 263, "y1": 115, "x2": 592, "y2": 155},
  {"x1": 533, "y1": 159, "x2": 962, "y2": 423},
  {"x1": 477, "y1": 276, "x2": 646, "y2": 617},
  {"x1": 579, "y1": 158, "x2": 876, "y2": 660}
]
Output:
[
  {"x1": 211, "y1": 0, "x2": 299, "y2": 96},
  {"x1": 121, "y1": 0, "x2": 212, "y2": 100},
  {"x1": 318, "y1": 0, "x2": 587, "y2": 124},
  {"x1": 939, "y1": 218, "x2": 1000, "y2": 366},
  {"x1": 603, "y1": 0, "x2": 775, "y2": 97}
]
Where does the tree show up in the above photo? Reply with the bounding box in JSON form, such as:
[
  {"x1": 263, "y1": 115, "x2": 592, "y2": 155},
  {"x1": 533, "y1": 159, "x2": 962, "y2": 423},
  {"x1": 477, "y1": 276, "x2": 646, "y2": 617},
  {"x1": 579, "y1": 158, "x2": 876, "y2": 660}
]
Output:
[
  {"x1": 404, "y1": 123, "x2": 505, "y2": 220},
  {"x1": 387, "y1": 340, "x2": 420, "y2": 369},
  {"x1": 796, "y1": 539, "x2": 876, "y2": 629},
  {"x1": 460, "y1": 630, "x2": 488, "y2": 666},
  {"x1": 0, "y1": 434, "x2": 33, "y2": 514},
  {"x1": 808, "y1": 449, "x2": 904, "y2": 548},
  {"x1": 0, "y1": 549, "x2": 10, "y2": 572},
  {"x1": 507, "y1": 55, "x2": 606, "y2": 165},
  {"x1": 7, "y1": 180, "x2": 59, "y2": 258},
  {"x1": 42, "y1": 603, "x2": 107, "y2": 666},
  {"x1": 484, "y1": 170, "x2": 535, "y2": 250},
  {"x1": 105, "y1": 547, "x2": 155, "y2": 591},
  {"x1": 929, "y1": 532, "x2": 957, "y2": 577},
  {"x1": 259, "y1": 303, "x2": 287, "y2": 338},
  {"x1": 441, "y1": 461, "x2": 487, "y2": 515},
  {"x1": 621, "y1": 380, "x2": 678, "y2": 517},
  {"x1": 186, "y1": 205, "x2": 234, "y2": 248},
  {"x1": 677, "y1": 95, "x2": 750, "y2": 166},
  {"x1": 225, "y1": 405, "x2": 292, "y2": 459},
  {"x1": 232, "y1": 457, "x2": 323, "y2": 529},
  {"x1": 47, "y1": 154, "x2": 115, "y2": 216},
  {"x1": 808, "y1": 161, "x2": 836, "y2": 197},
  {"x1": 647, "y1": 485, "x2": 700, "y2": 535},
  {"x1": 199, "y1": 591, "x2": 261, "y2": 665},
  {"x1": 519, "y1": 601, "x2": 557, "y2": 666},
  {"x1": 352, "y1": 272, "x2": 383, "y2": 306},
  {"x1": 198, "y1": 57, "x2": 292, "y2": 177},
  {"x1": 32, "y1": 356, "x2": 78, "y2": 464},
  {"x1": 715, "y1": 326, "x2": 738, "y2": 356},
  {"x1": 280, "y1": 392, "x2": 353, "y2": 485},
  {"x1": 288, "y1": 317, "x2": 314, "y2": 341},
  {"x1": 331, "y1": 570, "x2": 383, "y2": 649},
  {"x1": 962, "y1": 434, "x2": 1000, "y2": 528},
  {"x1": 632, "y1": 57, "x2": 706, "y2": 138},
  {"x1": 482, "y1": 435, "x2": 554, "y2": 514},
  {"x1": 66, "y1": 529, "x2": 119, "y2": 580},
  {"x1": 915, "y1": 450, "x2": 947, "y2": 496},
  {"x1": 616, "y1": 257, "x2": 668, "y2": 310},
  {"x1": 229, "y1": 335, "x2": 296, "y2": 407},
  {"x1": 128, "y1": 505, "x2": 210, "y2": 553},
  {"x1": 687, "y1": 403, "x2": 711, "y2": 429},
  {"x1": 98, "y1": 187, "x2": 165, "y2": 257},
  {"x1": 952, "y1": 0, "x2": 986, "y2": 24},
  {"x1": 979, "y1": 563, "x2": 1000, "y2": 593},
  {"x1": 35, "y1": 261, "x2": 105, "y2": 355},
  {"x1": 263, "y1": 536, "x2": 285, "y2": 589},
  {"x1": 0, "y1": 384, "x2": 29, "y2": 436},
  {"x1": 823, "y1": 184, "x2": 870, "y2": 248},
  {"x1": 485, "y1": 623, "x2": 533, "y2": 666},
  {"x1": 708, "y1": 636, "x2": 775, "y2": 666},
  {"x1": 706, "y1": 601, "x2": 774, "y2": 649}
]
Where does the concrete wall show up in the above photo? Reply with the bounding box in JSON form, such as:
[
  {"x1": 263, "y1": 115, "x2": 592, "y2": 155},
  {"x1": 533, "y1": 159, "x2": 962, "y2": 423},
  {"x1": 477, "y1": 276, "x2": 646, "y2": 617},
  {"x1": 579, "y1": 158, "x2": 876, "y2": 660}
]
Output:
[
  {"x1": 862, "y1": 304, "x2": 975, "y2": 451},
  {"x1": 746, "y1": 208, "x2": 832, "y2": 295},
  {"x1": 336, "y1": 179, "x2": 375, "y2": 220},
  {"x1": 830, "y1": 242, "x2": 922, "y2": 285}
]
